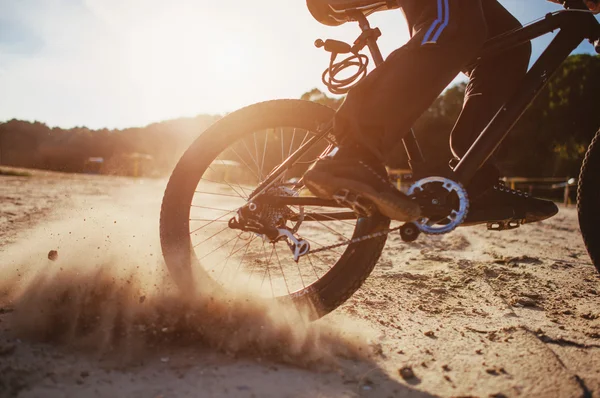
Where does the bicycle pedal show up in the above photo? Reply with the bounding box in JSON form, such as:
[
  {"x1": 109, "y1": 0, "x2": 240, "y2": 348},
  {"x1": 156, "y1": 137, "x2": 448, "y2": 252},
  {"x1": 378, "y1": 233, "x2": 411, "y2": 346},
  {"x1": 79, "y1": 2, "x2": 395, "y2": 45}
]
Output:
[
  {"x1": 333, "y1": 189, "x2": 375, "y2": 216},
  {"x1": 487, "y1": 220, "x2": 522, "y2": 231}
]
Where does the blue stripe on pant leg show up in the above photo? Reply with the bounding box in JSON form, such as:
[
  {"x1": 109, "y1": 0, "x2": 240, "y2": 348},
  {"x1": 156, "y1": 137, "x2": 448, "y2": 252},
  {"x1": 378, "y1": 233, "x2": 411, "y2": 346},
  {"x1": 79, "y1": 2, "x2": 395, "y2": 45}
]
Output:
[
  {"x1": 421, "y1": 0, "x2": 444, "y2": 45},
  {"x1": 430, "y1": 0, "x2": 450, "y2": 42}
]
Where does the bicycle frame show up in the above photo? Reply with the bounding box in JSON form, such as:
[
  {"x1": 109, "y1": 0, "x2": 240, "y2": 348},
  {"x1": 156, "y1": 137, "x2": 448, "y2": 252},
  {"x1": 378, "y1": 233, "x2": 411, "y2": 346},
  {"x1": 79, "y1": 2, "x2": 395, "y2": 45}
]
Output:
[{"x1": 250, "y1": 3, "x2": 600, "y2": 219}]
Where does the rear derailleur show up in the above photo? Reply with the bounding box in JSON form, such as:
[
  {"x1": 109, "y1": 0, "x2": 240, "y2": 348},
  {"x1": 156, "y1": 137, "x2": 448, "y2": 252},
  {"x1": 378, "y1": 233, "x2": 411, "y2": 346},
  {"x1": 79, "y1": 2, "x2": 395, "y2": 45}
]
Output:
[{"x1": 228, "y1": 202, "x2": 310, "y2": 263}]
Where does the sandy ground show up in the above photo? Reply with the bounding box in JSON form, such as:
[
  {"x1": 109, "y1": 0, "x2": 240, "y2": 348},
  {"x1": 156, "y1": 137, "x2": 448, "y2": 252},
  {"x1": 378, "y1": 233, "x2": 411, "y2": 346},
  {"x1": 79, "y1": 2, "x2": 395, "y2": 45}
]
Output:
[{"x1": 0, "y1": 167, "x2": 599, "y2": 398}]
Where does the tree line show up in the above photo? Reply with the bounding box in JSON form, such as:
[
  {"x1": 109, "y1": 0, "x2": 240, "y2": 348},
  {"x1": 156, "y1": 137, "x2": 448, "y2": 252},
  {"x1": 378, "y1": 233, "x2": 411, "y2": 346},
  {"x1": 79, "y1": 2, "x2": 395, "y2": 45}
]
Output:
[{"x1": 0, "y1": 54, "x2": 597, "y2": 178}]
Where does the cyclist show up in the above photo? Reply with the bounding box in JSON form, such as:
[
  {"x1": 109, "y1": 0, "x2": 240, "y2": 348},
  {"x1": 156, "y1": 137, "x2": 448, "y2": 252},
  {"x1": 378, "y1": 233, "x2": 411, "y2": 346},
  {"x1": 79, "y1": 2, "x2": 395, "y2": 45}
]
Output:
[{"x1": 304, "y1": 0, "x2": 600, "y2": 224}]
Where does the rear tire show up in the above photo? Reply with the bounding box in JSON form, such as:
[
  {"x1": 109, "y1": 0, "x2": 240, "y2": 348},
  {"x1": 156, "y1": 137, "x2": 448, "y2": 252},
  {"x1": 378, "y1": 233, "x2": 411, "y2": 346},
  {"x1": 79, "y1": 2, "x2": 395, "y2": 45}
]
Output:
[
  {"x1": 577, "y1": 128, "x2": 600, "y2": 274},
  {"x1": 160, "y1": 100, "x2": 390, "y2": 318}
]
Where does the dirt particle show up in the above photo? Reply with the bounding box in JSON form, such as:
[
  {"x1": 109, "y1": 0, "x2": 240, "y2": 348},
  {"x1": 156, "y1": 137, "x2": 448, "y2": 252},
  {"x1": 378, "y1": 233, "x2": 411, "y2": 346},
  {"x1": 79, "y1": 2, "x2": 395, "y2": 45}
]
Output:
[
  {"x1": 424, "y1": 331, "x2": 435, "y2": 338},
  {"x1": 442, "y1": 364, "x2": 451, "y2": 372},
  {"x1": 399, "y1": 366, "x2": 416, "y2": 380},
  {"x1": 80, "y1": 371, "x2": 89, "y2": 378},
  {"x1": 47, "y1": 250, "x2": 58, "y2": 261},
  {"x1": 511, "y1": 297, "x2": 538, "y2": 307}
]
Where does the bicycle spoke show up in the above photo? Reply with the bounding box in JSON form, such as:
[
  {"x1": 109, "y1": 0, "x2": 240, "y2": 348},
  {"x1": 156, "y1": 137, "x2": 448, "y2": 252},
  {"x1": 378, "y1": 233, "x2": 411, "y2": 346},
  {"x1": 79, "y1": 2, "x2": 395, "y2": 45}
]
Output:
[
  {"x1": 235, "y1": 235, "x2": 257, "y2": 275},
  {"x1": 193, "y1": 225, "x2": 232, "y2": 248},
  {"x1": 253, "y1": 131, "x2": 261, "y2": 180},
  {"x1": 280, "y1": 127, "x2": 285, "y2": 163},
  {"x1": 261, "y1": 130, "x2": 268, "y2": 181},
  {"x1": 218, "y1": 234, "x2": 243, "y2": 280},
  {"x1": 311, "y1": 219, "x2": 351, "y2": 241},
  {"x1": 212, "y1": 161, "x2": 250, "y2": 198},
  {"x1": 189, "y1": 219, "x2": 230, "y2": 223},
  {"x1": 273, "y1": 245, "x2": 291, "y2": 296},
  {"x1": 190, "y1": 205, "x2": 234, "y2": 212},
  {"x1": 201, "y1": 177, "x2": 254, "y2": 192},
  {"x1": 259, "y1": 242, "x2": 275, "y2": 298},
  {"x1": 307, "y1": 254, "x2": 320, "y2": 280},
  {"x1": 288, "y1": 128, "x2": 297, "y2": 159},
  {"x1": 199, "y1": 232, "x2": 241, "y2": 261},
  {"x1": 227, "y1": 146, "x2": 261, "y2": 183},
  {"x1": 190, "y1": 210, "x2": 236, "y2": 234},
  {"x1": 241, "y1": 138, "x2": 262, "y2": 181},
  {"x1": 308, "y1": 251, "x2": 334, "y2": 273},
  {"x1": 194, "y1": 191, "x2": 246, "y2": 199}
]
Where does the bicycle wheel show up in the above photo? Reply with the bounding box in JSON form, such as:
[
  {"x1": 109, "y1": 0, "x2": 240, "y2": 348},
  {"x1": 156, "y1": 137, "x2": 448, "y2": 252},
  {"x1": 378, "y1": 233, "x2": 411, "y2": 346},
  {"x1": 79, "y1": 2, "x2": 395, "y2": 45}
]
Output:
[
  {"x1": 577, "y1": 128, "x2": 600, "y2": 274},
  {"x1": 160, "y1": 100, "x2": 390, "y2": 318}
]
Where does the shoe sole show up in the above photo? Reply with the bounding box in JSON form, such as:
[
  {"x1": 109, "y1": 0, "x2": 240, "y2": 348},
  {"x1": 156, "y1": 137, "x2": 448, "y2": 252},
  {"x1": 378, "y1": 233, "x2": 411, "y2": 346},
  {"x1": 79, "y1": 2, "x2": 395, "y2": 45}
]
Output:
[{"x1": 304, "y1": 170, "x2": 421, "y2": 222}]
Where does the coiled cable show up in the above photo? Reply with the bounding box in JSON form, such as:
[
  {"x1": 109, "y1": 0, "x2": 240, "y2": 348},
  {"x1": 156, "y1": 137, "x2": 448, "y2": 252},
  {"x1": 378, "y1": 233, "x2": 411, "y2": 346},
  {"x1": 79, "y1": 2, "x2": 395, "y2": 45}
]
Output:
[{"x1": 322, "y1": 51, "x2": 369, "y2": 95}]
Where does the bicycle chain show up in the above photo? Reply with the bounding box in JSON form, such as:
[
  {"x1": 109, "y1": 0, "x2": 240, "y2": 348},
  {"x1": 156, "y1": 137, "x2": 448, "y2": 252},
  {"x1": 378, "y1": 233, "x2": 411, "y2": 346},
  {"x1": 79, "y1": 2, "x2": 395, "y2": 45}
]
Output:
[{"x1": 306, "y1": 225, "x2": 403, "y2": 255}]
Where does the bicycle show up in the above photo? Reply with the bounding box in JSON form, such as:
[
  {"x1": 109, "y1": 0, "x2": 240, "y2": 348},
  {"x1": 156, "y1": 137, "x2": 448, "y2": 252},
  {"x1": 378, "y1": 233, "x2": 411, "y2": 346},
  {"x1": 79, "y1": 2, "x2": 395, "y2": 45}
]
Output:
[{"x1": 159, "y1": 0, "x2": 600, "y2": 318}]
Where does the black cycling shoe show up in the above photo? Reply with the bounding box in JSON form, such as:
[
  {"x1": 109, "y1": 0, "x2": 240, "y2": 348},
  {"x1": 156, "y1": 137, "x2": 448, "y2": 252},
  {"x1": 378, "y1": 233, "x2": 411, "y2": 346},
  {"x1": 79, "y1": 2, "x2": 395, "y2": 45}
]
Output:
[
  {"x1": 303, "y1": 155, "x2": 421, "y2": 222},
  {"x1": 464, "y1": 181, "x2": 559, "y2": 226}
]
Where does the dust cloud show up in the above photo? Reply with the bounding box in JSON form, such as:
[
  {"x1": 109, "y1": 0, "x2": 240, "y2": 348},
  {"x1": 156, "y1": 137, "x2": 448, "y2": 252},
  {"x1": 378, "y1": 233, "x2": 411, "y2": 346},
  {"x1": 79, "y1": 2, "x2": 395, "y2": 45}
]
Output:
[{"x1": 0, "y1": 184, "x2": 373, "y2": 369}]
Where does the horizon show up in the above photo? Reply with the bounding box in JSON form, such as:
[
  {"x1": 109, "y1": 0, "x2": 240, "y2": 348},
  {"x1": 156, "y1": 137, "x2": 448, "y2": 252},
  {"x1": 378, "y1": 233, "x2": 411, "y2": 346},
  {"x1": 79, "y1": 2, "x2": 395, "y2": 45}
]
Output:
[{"x1": 0, "y1": 0, "x2": 597, "y2": 130}]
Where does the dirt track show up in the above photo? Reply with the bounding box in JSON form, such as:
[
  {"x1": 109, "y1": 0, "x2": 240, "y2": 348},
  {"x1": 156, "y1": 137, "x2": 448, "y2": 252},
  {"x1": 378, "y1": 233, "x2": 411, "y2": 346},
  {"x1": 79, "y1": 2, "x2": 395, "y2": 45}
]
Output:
[{"x1": 0, "y1": 167, "x2": 599, "y2": 398}]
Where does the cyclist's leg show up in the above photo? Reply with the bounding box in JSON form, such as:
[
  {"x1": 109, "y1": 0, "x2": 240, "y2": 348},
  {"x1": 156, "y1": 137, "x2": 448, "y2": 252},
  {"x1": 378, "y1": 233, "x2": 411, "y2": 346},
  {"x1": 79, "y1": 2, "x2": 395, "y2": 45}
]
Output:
[
  {"x1": 450, "y1": 0, "x2": 557, "y2": 224},
  {"x1": 450, "y1": 0, "x2": 531, "y2": 164},
  {"x1": 305, "y1": 0, "x2": 489, "y2": 221},
  {"x1": 332, "y1": 0, "x2": 488, "y2": 166}
]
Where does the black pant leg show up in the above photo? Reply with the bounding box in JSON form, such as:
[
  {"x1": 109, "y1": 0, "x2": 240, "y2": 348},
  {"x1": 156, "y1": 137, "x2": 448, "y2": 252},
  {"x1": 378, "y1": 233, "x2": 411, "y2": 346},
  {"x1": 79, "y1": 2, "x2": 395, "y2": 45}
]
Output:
[
  {"x1": 334, "y1": 0, "x2": 488, "y2": 166},
  {"x1": 449, "y1": 0, "x2": 532, "y2": 159}
]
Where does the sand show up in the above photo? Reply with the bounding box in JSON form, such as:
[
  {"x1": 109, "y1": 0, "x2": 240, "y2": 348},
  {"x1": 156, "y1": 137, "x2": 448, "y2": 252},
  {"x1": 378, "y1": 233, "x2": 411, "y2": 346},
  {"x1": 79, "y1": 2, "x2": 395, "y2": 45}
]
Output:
[{"x1": 0, "y1": 167, "x2": 598, "y2": 398}]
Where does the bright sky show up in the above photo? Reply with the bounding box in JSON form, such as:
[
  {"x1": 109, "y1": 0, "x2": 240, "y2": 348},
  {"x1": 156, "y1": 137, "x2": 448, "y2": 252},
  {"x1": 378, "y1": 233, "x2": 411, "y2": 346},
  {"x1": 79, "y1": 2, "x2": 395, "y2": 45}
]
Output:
[{"x1": 0, "y1": 0, "x2": 596, "y2": 129}]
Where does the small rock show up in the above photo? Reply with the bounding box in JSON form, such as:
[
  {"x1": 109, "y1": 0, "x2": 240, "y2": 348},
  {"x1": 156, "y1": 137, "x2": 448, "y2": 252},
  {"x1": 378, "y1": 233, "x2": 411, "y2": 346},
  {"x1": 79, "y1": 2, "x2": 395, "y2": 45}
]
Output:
[
  {"x1": 486, "y1": 369, "x2": 498, "y2": 375},
  {"x1": 399, "y1": 366, "x2": 416, "y2": 380},
  {"x1": 581, "y1": 312, "x2": 598, "y2": 320},
  {"x1": 139, "y1": 296, "x2": 146, "y2": 304},
  {"x1": 424, "y1": 331, "x2": 435, "y2": 337},
  {"x1": 48, "y1": 250, "x2": 59, "y2": 261},
  {"x1": 442, "y1": 364, "x2": 451, "y2": 372},
  {"x1": 512, "y1": 297, "x2": 537, "y2": 307},
  {"x1": 160, "y1": 357, "x2": 170, "y2": 363}
]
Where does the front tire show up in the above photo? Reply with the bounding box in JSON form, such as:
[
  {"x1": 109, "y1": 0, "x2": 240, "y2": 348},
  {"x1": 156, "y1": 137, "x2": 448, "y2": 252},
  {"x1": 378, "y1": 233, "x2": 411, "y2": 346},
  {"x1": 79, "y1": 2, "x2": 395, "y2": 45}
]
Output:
[{"x1": 577, "y1": 128, "x2": 600, "y2": 274}]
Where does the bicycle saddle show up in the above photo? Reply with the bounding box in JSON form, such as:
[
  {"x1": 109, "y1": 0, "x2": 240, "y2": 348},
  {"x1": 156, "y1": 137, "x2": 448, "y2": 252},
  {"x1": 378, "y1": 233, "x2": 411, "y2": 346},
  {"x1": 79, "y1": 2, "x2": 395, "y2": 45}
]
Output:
[{"x1": 307, "y1": 0, "x2": 399, "y2": 26}]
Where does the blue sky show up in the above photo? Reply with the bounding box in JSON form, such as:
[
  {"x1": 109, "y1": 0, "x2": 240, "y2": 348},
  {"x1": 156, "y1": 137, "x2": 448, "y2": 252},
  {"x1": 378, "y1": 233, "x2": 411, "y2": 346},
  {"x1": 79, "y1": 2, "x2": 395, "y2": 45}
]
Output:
[{"x1": 0, "y1": 0, "x2": 597, "y2": 129}]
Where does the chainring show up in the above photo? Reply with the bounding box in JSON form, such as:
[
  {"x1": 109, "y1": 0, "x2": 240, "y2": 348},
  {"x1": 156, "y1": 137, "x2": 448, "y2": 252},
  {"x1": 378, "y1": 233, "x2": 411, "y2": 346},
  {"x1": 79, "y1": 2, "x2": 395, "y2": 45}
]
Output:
[{"x1": 407, "y1": 176, "x2": 469, "y2": 235}]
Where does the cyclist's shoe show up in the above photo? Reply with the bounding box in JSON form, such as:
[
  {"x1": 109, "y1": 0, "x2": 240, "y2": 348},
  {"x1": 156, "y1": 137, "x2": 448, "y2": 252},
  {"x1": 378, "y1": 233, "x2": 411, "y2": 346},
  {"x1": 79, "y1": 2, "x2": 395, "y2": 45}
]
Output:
[
  {"x1": 464, "y1": 181, "x2": 558, "y2": 226},
  {"x1": 303, "y1": 155, "x2": 421, "y2": 222}
]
